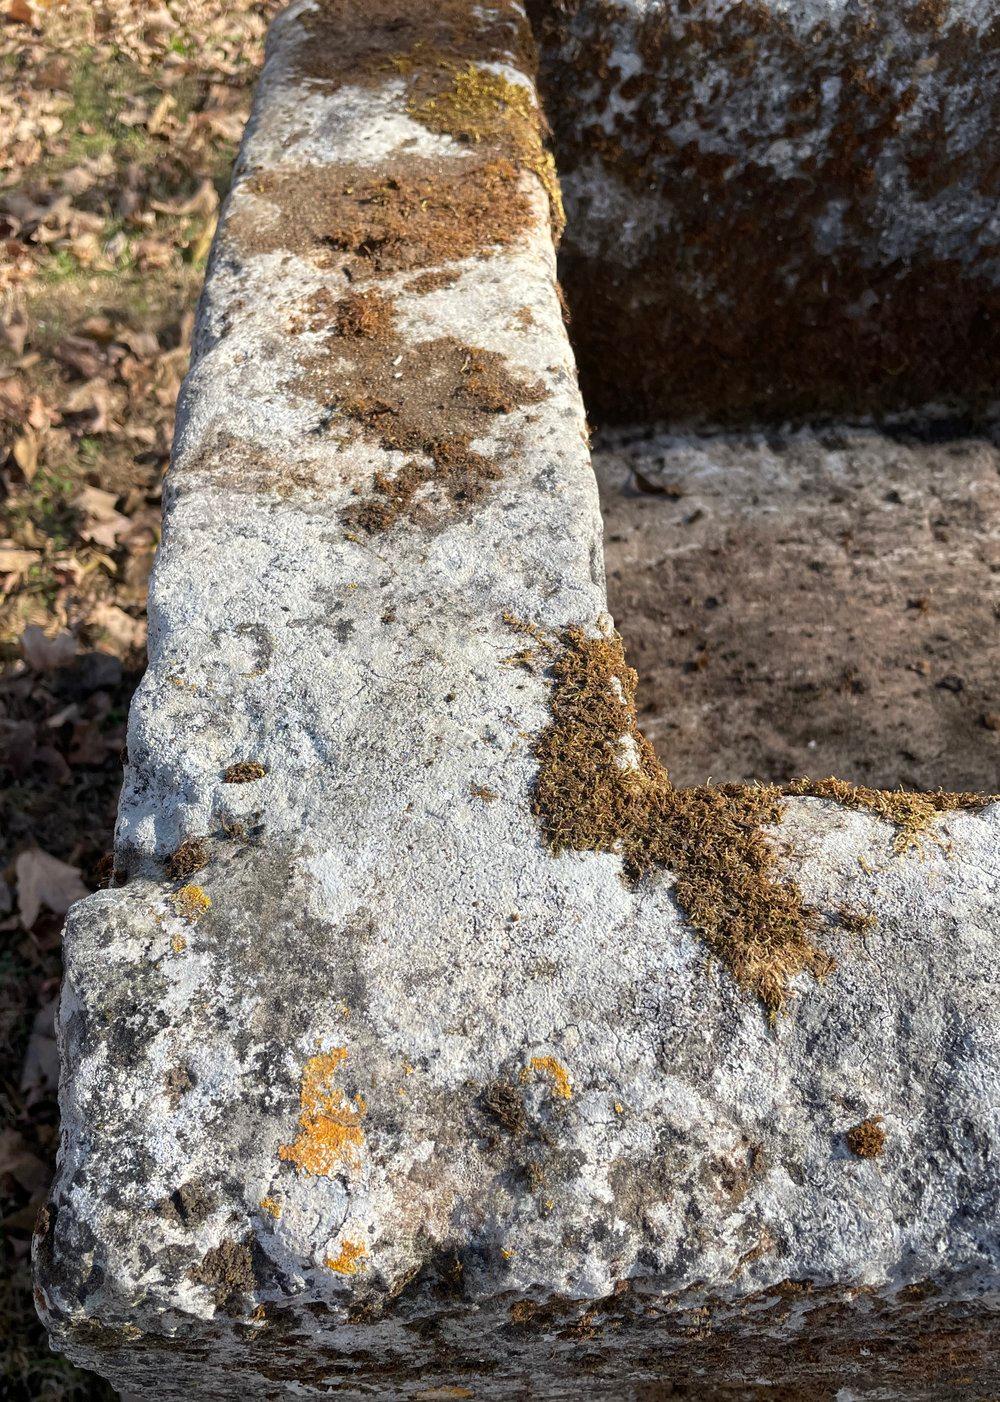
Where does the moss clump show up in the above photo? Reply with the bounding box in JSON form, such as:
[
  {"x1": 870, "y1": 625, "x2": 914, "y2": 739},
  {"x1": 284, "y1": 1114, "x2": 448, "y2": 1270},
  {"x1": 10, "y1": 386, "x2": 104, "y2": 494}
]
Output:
[
  {"x1": 189, "y1": 1238, "x2": 258, "y2": 1312},
  {"x1": 291, "y1": 1, "x2": 562, "y2": 234},
  {"x1": 407, "y1": 63, "x2": 564, "y2": 238},
  {"x1": 481, "y1": 1080, "x2": 528, "y2": 1138},
  {"x1": 845, "y1": 1116, "x2": 886, "y2": 1158},
  {"x1": 334, "y1": 289, "x2": 396, "y2": 338},
  {"x1": 837, "y1": 905, "x2": 877, "y2": 937},
  {"x1": 297, "y1": 334, "x2": 545, "y2": 533},
  {"x1": 532, "y1": 624, "x2": 996, "y2": 1010},
  {"x1": 166, "y1": 836, "x2": 209, "y2": 880},
  {"x1": 533, "y1": 626, "x2": 831, "y2": 1012},
  {"x1": 785, "y1": 777, "x2": 995, "y2": 853},
  {"x1": 223, "y1": 762, "x2": 267, "y2": 784},
  {"x1": 236, "y1": 157, "x2": 533, "y2": 274}
]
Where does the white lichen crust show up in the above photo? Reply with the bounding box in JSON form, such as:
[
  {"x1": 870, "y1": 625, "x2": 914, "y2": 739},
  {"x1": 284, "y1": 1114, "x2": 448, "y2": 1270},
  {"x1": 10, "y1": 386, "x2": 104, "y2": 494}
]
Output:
[{"x1": 33, "y1": 2, "x2": 1000, "y2": 1397}]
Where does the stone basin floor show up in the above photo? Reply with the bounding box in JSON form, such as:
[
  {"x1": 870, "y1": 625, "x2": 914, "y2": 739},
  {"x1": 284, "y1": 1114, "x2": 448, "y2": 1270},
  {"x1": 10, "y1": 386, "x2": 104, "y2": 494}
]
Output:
[{"x1": 599, "y1": 425, "x2": 1000, "y2": 792}]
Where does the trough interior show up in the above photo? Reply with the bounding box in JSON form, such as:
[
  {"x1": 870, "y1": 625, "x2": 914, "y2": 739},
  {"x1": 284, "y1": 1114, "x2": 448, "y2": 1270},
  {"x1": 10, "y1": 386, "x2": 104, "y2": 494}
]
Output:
[
  {"x1": 525, "y1": 0, "x2": 1000, "y2": 793},
  {"x1": 596, "y1": 426, "x2": 1000, "y2": 791}
]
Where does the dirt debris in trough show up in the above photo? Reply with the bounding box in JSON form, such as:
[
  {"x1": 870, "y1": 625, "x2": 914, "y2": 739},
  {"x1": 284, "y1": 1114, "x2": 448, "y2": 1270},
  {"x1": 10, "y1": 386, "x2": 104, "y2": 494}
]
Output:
[{"x1": 596, "y1": 428, "x2": 1000, "y2": 794}]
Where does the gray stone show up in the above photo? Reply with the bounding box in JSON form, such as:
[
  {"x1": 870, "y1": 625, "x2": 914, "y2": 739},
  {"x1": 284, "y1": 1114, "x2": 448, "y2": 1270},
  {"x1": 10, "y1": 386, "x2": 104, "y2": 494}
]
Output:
[{"x1": 34, "y1": 1, "x2": 1000, "y2": 1397}]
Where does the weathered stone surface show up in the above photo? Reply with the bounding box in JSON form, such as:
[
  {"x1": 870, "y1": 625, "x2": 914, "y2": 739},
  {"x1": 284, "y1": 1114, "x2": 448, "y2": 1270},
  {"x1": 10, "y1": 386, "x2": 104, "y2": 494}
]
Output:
[
  {"x1": 532, "y1": 0, "x2": 1000, "y2": 423},
  {"x1": 34, "y1": 1, "x2": 1000, "y2": 1397}
]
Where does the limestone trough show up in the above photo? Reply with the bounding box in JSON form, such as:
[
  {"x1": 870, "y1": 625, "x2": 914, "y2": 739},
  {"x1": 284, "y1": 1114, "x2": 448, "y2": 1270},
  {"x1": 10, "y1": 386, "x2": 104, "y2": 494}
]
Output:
[{"x1": 34, "y1": 2, "x2": 1000, "y2": 1398}]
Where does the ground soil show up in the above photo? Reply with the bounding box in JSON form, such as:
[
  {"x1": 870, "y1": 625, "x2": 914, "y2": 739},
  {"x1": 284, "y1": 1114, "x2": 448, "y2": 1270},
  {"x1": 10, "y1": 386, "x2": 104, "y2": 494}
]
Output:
[{"x1": 597, "y1": 425, "x2": 1000, "y2": 793}]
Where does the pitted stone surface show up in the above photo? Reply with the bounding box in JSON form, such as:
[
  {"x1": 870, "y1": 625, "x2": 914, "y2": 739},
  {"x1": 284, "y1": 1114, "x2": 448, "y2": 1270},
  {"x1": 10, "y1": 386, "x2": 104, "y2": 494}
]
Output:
[{"x1": 34, "y1": 2, "x2": 1000, "y2": 1397}]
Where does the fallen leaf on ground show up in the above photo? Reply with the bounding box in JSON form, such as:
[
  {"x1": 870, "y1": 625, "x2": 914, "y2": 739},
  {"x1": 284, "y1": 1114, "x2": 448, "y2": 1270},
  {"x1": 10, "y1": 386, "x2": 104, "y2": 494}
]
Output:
[
  {"x1": 75, "y1": 484, "x2": 130, "y2": 547},
  {"x1": 1, "y1": 300, "x2": 27, "y2": 353},
  {"x1": 20, "y1": 997, "x2": 59, "y2": 1105},
  {"x1": 15, "y1": 846, "x2": 89, "y2": 929},
  {"x1": 88, "y1": 599, "x2": 146, "y2": 654},
  {"x1": 11, "y1": 428, "x2": 39, "y2": 480},
  {"x1": 6, "y1": 0, "x2": 35, "y2": 25},
  {"x1": 150, "y1": 176, "x2": 218, "y2": 218},
  {"x1": 0, "y1": 546, "x2": 40, "y2": 588},
  {"x1": 60, "y1": 376, "x2": 111, "y2": 431},
  {"x1": 0, "y1": 1129, "x2": 49, "y2": 1197},
  {"x1": 21, "y1": 623, "x2": 76, "y2": 671}
]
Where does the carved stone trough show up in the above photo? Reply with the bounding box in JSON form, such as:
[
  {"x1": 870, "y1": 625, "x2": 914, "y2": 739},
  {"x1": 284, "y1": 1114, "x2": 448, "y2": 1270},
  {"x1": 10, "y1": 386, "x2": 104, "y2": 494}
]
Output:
[{"x1": 34, "y1": 2, "x2": 1000, "y2": 1397}]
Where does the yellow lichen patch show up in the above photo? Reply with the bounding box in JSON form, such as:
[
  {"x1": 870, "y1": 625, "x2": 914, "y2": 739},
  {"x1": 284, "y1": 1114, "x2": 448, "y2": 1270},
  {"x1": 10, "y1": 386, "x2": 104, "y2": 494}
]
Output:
[
  {"x1": 325, "y1": 1238, "x2": 367, "y2": 1275},
  {"x1": 407, "y1": 63, "x2": 564, "y2": 238},
  {"x1": 260, "y1": 1196, "x2": 282, "y2": 1218},
  {"x1": 279, "y1": 1050, "x2": 365, "y2": 1176},
  {"x1": 171, "y1": 885, "x2": 211, "y2": 922},
  {"x1": 171, "y1": 932, "x2": 188, "y2": 954},
  {"x1": 785, "y1": 776, "x2": 997, "y2": 854},
  {"x1": 525, "y1": 1055, "x2": 572, "y2": 1100}
]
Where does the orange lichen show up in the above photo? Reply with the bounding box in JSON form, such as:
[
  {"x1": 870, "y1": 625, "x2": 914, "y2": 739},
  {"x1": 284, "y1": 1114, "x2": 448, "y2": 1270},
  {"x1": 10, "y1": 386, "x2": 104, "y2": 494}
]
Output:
[
  {"x1": 325, "y1": 1237, "x2": 368, "y2": 1275},
  {"x1": 260, "y1": 1196, "x2": 282, "y2": 1218},
  {"x1": 279, "y1": 1050, "x2": 365, "y2": 1176},
  {"x1": 525, "y1": 1055, "x2": 573, "y2": 1100},
  {"x1": 172, "y1": 885, "x2": 211, "y2": 921}
]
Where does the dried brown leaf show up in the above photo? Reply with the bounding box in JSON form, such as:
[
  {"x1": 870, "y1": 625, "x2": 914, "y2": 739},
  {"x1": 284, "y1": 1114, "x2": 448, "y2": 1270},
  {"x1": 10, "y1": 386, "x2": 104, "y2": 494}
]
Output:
[{"x1": 15, "y1": 846, "x2": 89, "y2": 928}]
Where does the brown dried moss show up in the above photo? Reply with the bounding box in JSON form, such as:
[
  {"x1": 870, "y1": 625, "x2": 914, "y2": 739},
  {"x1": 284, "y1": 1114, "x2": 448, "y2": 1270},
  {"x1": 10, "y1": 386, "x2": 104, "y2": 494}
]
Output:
[
  {"x1": 407, "y1": 64, "x2": 564, "y2": 237},
  {"x1": 166, "y1": 836, "x2": 209, "y2": 880},
  {"x1": 532, "y1": 626, "x2": 832, "y2": 1011},
  {"x1": 290, "y1": 0, "x2": 563, "y2": 235},
  {"x1": 406, "y1": 267, "x2": 462, "y2": 295},
  {"x1": 845, "y1": 1116, "x2": 886, "y2": 1158},
  {"x1": 223, "y1": 762, "x2": 267, "y2": 784},
  {"x1": 786, "y1": 777, "x2": 996, "y2": 853},
  {"x1": 296, "y1": 323, "x2": 546, "y2": 532},
  {"x1": 233, "y1": 158, "x2": 533, "y2": 274},
  {"x1": 532, "y1": 625, "x2": 997, "y2": 1011},
  {"x1": 294, "y1": 289, "x2": 396, "y2": 340},
  {"x1": 481, "y1": 1080, "x2": 528, "y2": 1138},
  {"x1": 295, "y1": 0, "x2": 536, "y2": 96},
  {"x1": 189, "y1": 1238, "x2": 258, "y2": 1313}
]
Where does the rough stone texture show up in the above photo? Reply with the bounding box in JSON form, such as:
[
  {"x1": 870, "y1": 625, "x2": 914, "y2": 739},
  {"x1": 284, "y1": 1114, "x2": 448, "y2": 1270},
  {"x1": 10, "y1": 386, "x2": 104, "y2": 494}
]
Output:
[
  {"x1": 598, "y1": 424, "x2": 1000, "y2": 791},
  {"x1": 34, "y1": 1, "x2": 1000, "y2": 1398},
  {"x1": 531, "y1": 0, "x2": 1000, "y2": 423}
]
